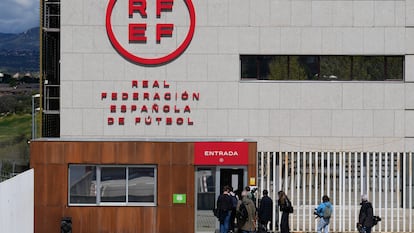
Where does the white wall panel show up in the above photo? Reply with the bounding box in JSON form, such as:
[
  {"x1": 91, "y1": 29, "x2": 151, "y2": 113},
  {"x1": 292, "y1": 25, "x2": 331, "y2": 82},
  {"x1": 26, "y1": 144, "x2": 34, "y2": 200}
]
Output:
[
  {"x1": 83, "y1": 109, "x2": 105, "y2": 136},
  {"x1": 311, "y1": 110, "x2": 332, "y2": 136},
  {"x1": 61, "y1": 53, "x2": 83, "y2": 81},
  {"x1": 385, "y1": 28, "x2": 406, "y2": 54},
  {"x1": 352, "y1": 110, "x2": 374, "y2": 137},
  {"x1": 374, "y1": 1, "x2": 395, "y2": 27},
  {"x1": 0, "y1": 169, "x2": 33, "y2": 233},
  {"x1": 217, "y1": 83, "x2": 239, "y2": 109},
  {"x1": 207, "y1": 0, "x2": 229, "y2": 26},
  {"x1": 384, "y1": 84, "x2": 405, "y2": 109},
  {"x1": 321, "y1": 28, "x2": 343, "y2": 54},
  {"x1": 61, "y1": 108, "x2": 84, "y2": 137},
  {"x1": 187, "y1": 54, "x2": 208, "y2": 81},
  {"x1": 238, "y1": 83, "x2": 260, "y2": 109},
  {"x1": 238, "y1": 27, "x2": 260, "y2": 54},
  {"x1": 228, "y1": 110, "x2": 250, "y2": 136},
  {"x1": 312, "y1": 1, "x2": 333, "y2": 26},
  {"x1": 281, "y1": 28, "x2": 301, "y2": 54},
  {"x1": 373, "y1": 110, "x2": 395, "y2": 136},
  {"x1": 363, "y1": 28, "x2": 385, "y2": 54},
  {"x1": 207, "y1": 55, "x2": 239, "y2": 81},
  {"x1": 290, "y1": 110, "x2": 312, "y2": 136},
  {"x1": 333, "y1": 1, "x2": 353, "y2": 27},
  {"x1": 248, "y1": 110, "x2": 270, "y2": 136},
  {"x1": 291, "y1": 1, "x2": 312, "y2": 26},
  {"x1": 258, "y1": 84, "x2": 280, "y2": 109},
  {"x1": 218, "y1": 27, "x2": 240, "y2": 54},
  {"x1": 228, "y1": 0, "x2": 250, "y2": 26},
  {"x1": 403, "y1": 110, "x2": 414, "y2": 137},
  {"x1": 363, "y1": 84, "x2": 385, "y2": 109},
  {"x1": 301, "y1": 83, "x2": 342, "y2": 109},
  {"x1": 342, "y1": 28, "x2": 364, "y2": 54},
  {"x1": 406, "y1": 28, "x2": 414, "y2": 54},
  {"x1": 353, "y1": 1, "x2": 374, "y2": 26},
  {"x1": 270, "y1": 0, "x2": 291, "y2": 26},
  {"x1": 259, "y1": 27, "x2": 281, "y2": 54},
  {"x1": 406, "y1": 0, "x2": 414, "y2": 26},
  {"x1": 280, "y1": 83, "x2": 302, "y2": 109},
  {"x1": 332, "y1": 110, "x2": 353, "y2": 137},
  {"x1": 301, "y1": 27, "x2": 322, "y2": 54},
  {"x1": 343, "y1": 84, "x2": 364, "y2": 109},
  {"x1": 269, "y1": 110, "x2": 291, "y2": 136},
  {"x1": 250, "y1": 0, "x2": 270, "y2": 27},
  {"x1": 207, "y1": 110, "x2": 229, "y2": 136}
]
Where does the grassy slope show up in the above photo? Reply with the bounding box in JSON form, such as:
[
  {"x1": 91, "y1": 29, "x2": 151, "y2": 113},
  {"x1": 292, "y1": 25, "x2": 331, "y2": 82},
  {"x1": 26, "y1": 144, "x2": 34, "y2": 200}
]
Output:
[{"x1": 0, "y1": 114, "x2": 31, "y2": 164}]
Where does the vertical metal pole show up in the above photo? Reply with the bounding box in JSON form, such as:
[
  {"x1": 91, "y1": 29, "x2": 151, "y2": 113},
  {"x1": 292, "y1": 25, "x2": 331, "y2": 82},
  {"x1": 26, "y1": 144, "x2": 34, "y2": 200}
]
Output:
[{"x1": 32, "y1": 95, "x2": 35, "y2": 139}]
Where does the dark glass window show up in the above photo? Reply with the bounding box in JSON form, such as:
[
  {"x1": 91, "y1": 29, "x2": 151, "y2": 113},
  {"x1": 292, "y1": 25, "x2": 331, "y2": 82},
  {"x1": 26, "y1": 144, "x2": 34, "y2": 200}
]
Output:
[
  {"x1": 240, "y1": 55, "x2": 404, "y2": 81},
  {"x1": 69, "y1": 165, "x2": 156, "y2": 206}
]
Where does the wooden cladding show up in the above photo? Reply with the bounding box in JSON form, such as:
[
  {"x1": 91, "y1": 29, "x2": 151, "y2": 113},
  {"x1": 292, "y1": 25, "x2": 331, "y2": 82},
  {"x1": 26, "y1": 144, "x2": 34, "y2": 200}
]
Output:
[{"x1": 30, "y1": 140, "x2": 257, "y2": 233}]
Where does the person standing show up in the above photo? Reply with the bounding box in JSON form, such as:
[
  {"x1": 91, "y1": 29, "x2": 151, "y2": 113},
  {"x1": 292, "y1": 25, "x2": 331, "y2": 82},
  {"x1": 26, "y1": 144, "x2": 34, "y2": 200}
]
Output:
[
  {"x1": 217, "y1": 185, "x2": 233, "y2": 233},
  {"x1": 357, "y1": 194, "x2": 374, "y2": 233},
  {"x1": 278, "y1": 190, "x2": 292, "y2": 233},
  {"x1": 314, "y1": 195, "x2": 333, "y2": 233},
  {"x1": 258, "y1": 189, "x2": 273, "y2": 233},
  {"x1": 237, "y1": 190, "x2": 256, "y2": 233}
]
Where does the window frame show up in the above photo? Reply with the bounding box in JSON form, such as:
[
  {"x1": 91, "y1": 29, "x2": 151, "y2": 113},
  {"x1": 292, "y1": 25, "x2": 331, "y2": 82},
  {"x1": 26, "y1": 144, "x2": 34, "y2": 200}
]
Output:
[
  {"x1": 240, "y1": 55, "x2": 404, "y2": 82},
  {"x1": 68, "y1": 164, "x2": 157, "y2": 207}
]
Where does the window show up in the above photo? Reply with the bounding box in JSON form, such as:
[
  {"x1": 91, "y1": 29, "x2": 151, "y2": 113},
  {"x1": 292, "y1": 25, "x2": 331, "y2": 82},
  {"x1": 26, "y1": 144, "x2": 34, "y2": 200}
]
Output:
[
  {"x1": 69, "y1": 165, "x2": 157, "y2": 206},
  {"x1": 240, "y1": 55, "x2": 404, "y2": 81}
]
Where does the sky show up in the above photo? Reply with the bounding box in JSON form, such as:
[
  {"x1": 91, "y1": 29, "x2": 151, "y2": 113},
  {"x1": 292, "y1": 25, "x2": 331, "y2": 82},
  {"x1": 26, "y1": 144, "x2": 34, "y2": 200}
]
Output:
[{"x1": 0, "y1": 0, "x2": 39, "y2": 34}]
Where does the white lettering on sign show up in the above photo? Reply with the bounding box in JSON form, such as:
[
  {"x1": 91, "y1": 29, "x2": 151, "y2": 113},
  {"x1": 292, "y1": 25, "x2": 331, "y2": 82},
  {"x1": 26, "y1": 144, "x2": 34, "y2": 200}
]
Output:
[{"x1": 204, "y1": 151, "x2": 239, "y2": 156}]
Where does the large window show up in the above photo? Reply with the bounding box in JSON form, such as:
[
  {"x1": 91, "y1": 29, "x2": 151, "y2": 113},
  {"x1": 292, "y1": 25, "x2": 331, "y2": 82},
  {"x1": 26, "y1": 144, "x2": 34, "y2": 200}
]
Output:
[
  {"x1": 69, "y1": 165, "x2": 157, "y2": 206},
  {"x1": 240, "y1": 55, "x2": 404, "y2": 81}
]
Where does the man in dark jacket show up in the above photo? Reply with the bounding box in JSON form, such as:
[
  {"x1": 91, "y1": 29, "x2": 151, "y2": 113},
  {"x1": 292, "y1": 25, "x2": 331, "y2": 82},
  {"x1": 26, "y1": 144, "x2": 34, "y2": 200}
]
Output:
[
  {"x1": 258, "y1": 189, "x2": 273, "y2": 233},
  {"x1": 358, "y1": 194, "x2": 374, "y2": 233},
  {"x1": 217, "y1": 185, "x2": 233, "y2": 233}
]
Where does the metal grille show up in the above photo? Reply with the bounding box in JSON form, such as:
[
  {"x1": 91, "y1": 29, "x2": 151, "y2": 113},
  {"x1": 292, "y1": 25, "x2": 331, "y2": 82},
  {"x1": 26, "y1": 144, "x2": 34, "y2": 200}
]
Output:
[{"x1": 257, "y1": 151, "x2": 414, "y2": 233}]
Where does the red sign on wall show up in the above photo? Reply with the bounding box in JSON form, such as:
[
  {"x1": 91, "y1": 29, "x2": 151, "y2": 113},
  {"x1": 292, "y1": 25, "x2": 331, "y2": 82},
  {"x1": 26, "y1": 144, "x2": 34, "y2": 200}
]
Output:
[
  {"x1": 194, "y1": 142, "x2": 249, "y2": 165},
  {"x1": 106, "y1": 0, "x2": 196, "y2": 66}
]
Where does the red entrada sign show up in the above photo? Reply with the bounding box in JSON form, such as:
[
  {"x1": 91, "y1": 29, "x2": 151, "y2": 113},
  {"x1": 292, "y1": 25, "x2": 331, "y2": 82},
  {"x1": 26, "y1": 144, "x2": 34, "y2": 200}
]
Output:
[
  {"x1": 194, "y1": 142, "x2": 249, "y2": 165},
  {"x1": 106, "y1": 0, "x2": 196, "y2": 65}
]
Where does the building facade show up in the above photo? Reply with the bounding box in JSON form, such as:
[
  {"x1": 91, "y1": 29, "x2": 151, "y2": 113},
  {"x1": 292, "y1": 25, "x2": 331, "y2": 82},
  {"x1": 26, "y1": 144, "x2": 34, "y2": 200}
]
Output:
[{"x1": 32, "y1": 0, "x2": 414, "y2": 232}]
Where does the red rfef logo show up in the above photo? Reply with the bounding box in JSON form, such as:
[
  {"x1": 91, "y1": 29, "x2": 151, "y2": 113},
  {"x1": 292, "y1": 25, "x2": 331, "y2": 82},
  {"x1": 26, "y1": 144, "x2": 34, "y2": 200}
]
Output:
[{"x1": 106, "y1": 0, "x2": 196, "y2": 66}]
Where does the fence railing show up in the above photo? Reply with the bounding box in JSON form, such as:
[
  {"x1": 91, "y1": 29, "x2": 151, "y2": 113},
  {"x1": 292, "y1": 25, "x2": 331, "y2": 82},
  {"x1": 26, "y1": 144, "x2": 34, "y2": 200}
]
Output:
[{"x1": 257, "y1": 151, "x2": 414, "y2": 233}]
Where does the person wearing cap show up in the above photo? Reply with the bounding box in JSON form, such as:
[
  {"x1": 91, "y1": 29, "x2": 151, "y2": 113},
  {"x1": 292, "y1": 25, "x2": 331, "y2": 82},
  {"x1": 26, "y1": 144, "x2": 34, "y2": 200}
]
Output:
[{"x1": 357, "y1": 194, "x2": 374, "y2": 233}]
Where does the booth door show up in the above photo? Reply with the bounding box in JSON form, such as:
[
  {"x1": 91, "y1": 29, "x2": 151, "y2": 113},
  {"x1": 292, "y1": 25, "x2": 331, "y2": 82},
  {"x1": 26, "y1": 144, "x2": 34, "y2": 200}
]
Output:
[{"x1": 195, "y1": 167, "x2": 246, "y2": 233}]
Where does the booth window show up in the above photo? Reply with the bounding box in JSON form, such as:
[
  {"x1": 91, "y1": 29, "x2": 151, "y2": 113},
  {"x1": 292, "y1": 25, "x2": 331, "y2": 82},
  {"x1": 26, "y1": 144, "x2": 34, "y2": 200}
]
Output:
[
  {"x1": 68, "y1": 165, "x2": 157, "y2": 206},
  {"x1": 240, "y1": 55, "x2": 404, "y2": 81}
]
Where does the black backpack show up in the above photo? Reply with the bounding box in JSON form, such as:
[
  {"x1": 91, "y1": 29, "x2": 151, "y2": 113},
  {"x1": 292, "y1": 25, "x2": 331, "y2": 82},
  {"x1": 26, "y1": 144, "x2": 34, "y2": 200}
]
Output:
[{"x1": 236, "y1": 203, "x2": 248, "y2": 225}]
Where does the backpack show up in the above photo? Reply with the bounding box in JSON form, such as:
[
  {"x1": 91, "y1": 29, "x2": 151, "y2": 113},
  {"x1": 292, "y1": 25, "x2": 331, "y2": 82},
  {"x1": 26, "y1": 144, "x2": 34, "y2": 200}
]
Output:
[
  {"x1": 323, "y1": 205, "x2": 332, "y2": 218},
  {"x1": 231, "y1": 195, "x2": 238, "y2": 208},
  {"x1": 236, "y1": 203, "x2": 248, "y2": 225}
]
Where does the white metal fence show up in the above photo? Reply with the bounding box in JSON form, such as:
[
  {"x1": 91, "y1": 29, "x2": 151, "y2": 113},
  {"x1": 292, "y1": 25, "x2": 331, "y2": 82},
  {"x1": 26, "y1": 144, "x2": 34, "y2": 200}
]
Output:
[{"x1": 257, "y1": 152, "x2": 414, "y2": 233}]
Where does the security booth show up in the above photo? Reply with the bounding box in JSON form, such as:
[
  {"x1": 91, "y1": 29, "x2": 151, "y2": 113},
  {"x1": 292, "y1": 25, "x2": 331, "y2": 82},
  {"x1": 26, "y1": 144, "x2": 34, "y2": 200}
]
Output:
[{"x1": 30, "y1": 140, "x2": 257, "y2": 233}]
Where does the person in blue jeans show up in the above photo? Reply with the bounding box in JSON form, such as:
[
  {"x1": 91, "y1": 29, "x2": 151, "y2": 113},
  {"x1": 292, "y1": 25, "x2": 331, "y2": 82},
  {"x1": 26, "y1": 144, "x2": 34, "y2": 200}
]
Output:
[
  {"x1": 216, "y1": 185, "x2": 233, "y2": 233},
  {"x1": 315, "y1": 195, "x2": 333, "y2": 233}
]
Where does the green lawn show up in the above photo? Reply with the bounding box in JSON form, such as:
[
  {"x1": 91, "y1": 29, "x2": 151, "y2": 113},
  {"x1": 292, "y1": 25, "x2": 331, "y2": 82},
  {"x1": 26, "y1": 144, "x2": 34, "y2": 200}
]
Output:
[
  {"x1": 0, "y1": 113, "x2": 32, "y2": 140},
  {"x1": 0, "y1": 114, "x2": 32, "y2": 165}
]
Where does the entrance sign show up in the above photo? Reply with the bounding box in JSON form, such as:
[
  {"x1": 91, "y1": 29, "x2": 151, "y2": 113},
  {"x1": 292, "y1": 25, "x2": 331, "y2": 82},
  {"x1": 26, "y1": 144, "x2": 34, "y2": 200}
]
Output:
[
  {"x1": 106, "y1": 0, "x2": 196, "y2": 65},
  {"x1": 194, "y1": 142, "x2": 249, "y2": 165}
]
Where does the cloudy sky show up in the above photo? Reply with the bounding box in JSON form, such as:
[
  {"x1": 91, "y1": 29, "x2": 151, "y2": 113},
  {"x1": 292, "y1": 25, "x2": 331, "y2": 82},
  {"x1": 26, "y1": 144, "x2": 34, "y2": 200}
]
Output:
[{"x1": 0, "y1": 0, "x2": 39, "y2": 34}]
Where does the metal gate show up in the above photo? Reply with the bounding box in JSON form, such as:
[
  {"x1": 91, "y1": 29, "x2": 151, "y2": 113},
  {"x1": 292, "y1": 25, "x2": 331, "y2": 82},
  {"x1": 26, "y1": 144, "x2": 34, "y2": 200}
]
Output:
[{"x1": 257, "y1": 152, "x2": 414, "y2": 233}]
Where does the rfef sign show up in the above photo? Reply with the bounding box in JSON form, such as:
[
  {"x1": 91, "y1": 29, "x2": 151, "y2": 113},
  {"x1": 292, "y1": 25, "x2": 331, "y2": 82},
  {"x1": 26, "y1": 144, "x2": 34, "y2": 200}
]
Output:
[
  {"x1": 106, "y1": 0, "x2": 196, "y2": 66},
  {"x1": 194, "y1": 142, "x2": 249, "y2": 165}
]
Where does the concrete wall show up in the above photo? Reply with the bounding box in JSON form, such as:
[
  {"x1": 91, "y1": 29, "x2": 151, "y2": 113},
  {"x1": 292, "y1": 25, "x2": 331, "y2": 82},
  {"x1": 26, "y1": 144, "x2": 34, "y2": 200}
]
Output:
[
  {"x1": 60, "y1": 0, "x2": 414, "y2": 152},
  {"x1": 0, "y1": 169, "x2": 34, "y2": 233}
]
